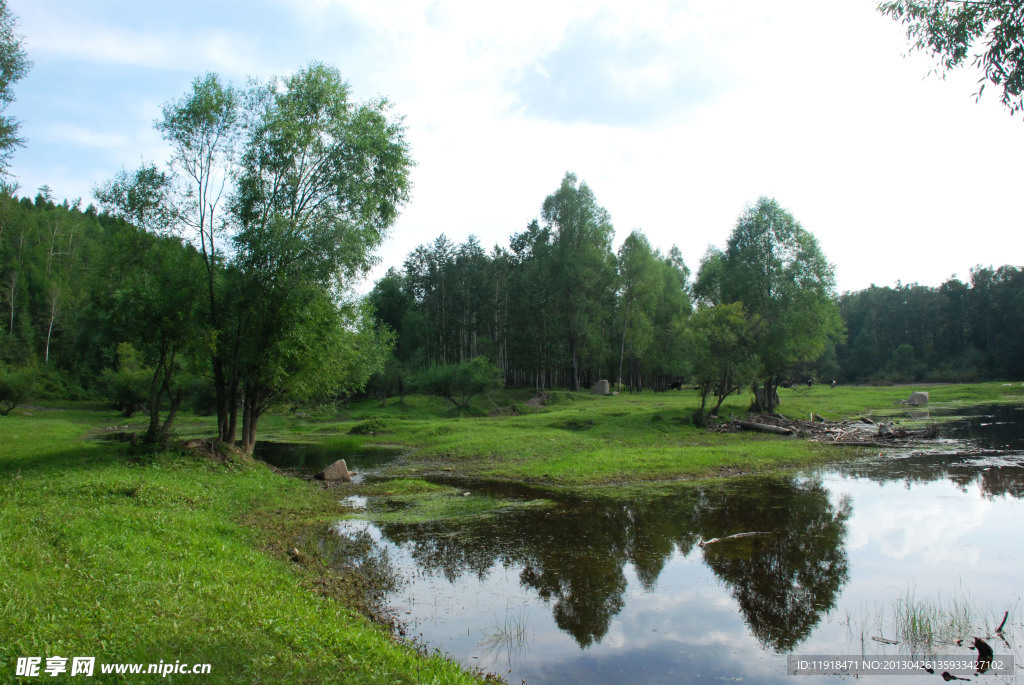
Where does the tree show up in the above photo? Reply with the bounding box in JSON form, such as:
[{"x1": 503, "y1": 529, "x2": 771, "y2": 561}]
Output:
[
  {"x1": 156, "y1": 73, "x2": 242, "y2": 444},
  {"x1": 615, "y1": 231, "x2": 659, "y2": 391},
  {"x1": 97, "y1": 224, "x2": 206, "y2": 443},
  {"x1": 698, "y1": 198, "x2": 844, "y2": 412},
  {"x1": 230, "y1": 62, "x2": 411, "y2": 452},
  {"x1": 878, "y1": 0, "x2": 1024, "y2": 116},
  {"x1": 686, "y1": 303, "x2": 759, "y2": 421},
  {"x1": 0, "y1": 0, "x2": 29, "y2": 181},
  {"x1": 540, "y1": 173, "x2": 616, "y2": 391},
  {"x1": 413, "y1": 356, "x2": 503, "y2": 410},
  {"x1": 0, "y1": 361, "x2": 34, "y2": 415}
]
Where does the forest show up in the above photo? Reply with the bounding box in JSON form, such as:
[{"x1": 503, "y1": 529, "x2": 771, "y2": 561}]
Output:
[
  {"x1": 1, "y1": 0, "x2": 1022, "y2": 445},
  {"x1": 3, "y1": 172, "x2": 1023, "y2": 431}
]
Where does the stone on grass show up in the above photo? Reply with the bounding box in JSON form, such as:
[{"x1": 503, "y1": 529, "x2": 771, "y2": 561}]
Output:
[
  {"x1": 592, "y1": 380, "x2": 611, "y2": 395},
  {"x1": 905, "y1": 391, "x2": 929, "y2": 406}
]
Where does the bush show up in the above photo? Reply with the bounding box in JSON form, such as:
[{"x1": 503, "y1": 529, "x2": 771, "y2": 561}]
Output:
[
  {"x1": 98, "y1": 343, "x2": 151, "y2": 417},
  {"x1": 412, "y1": 357, "x2": 503, "y2": 409},
  {"x1": 348, "y1": 418, "x2": 394, "y2": 435},
  {"x1": 0, "y1": 365, "x2": 38, "y2": 416}
]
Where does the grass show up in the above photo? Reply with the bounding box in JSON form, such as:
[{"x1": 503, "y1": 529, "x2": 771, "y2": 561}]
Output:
[
  {"x1": 313, "y1": 381, "x2": 1024, "y2": 491},
  {"x1": 0, "y1": 409, "x2": 487, "y2": 684},
  {"x1": 478, "y1": 604, "x2": 530, "y2": 663},
  {"x1": 3, "y1": 381, "x2": 1021, "y2": 681},
  {"x1": 844, "y1": 585, "x2": 1019, "y2": 653}
]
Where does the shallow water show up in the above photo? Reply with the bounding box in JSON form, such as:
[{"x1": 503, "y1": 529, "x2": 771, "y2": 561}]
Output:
[
  {"x1": 331, "y1": 409, "x2": 1024, "y2": 684},
  {"x1": 252, "y1": 440, "x2": 401, "y2": 479}
]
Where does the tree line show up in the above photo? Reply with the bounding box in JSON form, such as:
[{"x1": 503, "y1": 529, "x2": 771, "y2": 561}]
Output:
[
  {"x1": 367, "y1": 175, "x2": 1024, "y2": 411},
  {"x1": 4, "y1": 167, "x2": 1021, "y2": 432},
  {"x1": 367, "y1": 179, "x2": 845, "y2": 415},
  {"x1": 837, "y1": 268, "x2": 1024, "y2": 383}
]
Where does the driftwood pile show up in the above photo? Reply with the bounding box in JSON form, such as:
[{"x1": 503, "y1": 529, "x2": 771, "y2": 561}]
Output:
[{"x1": 718, "y1": 413, "x2": 940, "y2": 448}]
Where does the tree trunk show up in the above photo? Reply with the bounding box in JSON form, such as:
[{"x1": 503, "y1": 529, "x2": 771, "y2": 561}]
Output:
[
  {"x1": 241, "y1": 397, "x2": 261, "y2": 455},
  {"x1": 617, "y1": 300, "x2": 630, "y2": 393},
  {"x1": 569, "y1": 338, "x2": 581, "y2": 391},
  {"x1": 161, "y1": 388, "x2": 183, "y2": 435},
  {"x1": 764, "y1": 378, "x2": 777, "y2": 413}
]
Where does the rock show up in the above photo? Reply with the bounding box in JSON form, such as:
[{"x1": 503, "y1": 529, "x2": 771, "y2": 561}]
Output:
[
  {"x1": 525, "y1": 392, "x2": 547, "y2": 408},
  {"x1": 905, "y1": 391, "x2": 929, "y2": 406},
  {"x1": 592, "y1": 380, "x2": 611, "y2": 395},
  {"x1": 315, "y1": 458, "x2": 351, "y2": 482}
]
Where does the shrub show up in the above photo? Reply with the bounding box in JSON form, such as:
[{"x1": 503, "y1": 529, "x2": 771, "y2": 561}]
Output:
[
  {"x1": 0, "y1": 364, "x2": 37, "y2": 416},
  {"x1": 412, "y1": 357, "x2": 503, "y2": 409}
]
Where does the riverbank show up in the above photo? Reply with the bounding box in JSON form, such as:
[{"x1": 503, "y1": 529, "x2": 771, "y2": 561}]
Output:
[
  {"x1": 0, "y1": 409, "x2": 488, "y2": 684},
  {"x1": 266, "y1": 381, "x2": 1024, "y2": 492},
  {"x1": 2, "y1": 382, "x2": 1020, "y2": 682}
]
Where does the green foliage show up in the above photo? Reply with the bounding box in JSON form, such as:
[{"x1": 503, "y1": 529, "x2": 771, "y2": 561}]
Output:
[
  {"x1": 697, "y1": 197, "x2": 844, "y2": 411},
  {"x1": 373, "y1": 176, "x2": 691, "y2": 394},
  {"x1": 0, "y1": 362, "x2": 34, "y2": 414},
  {"x1": 836, "y1": 267, "x2": 1024, "y2": 383},
  {"x1": 878, "y1": 0, "x2": 1024, "y2": 117},
  {"x1": 0, "y1": 0, "x2": 29, "y2": 178},
  {"x1": 413, "y1": 356, "x2": 504, "y2": 409},
  {"x1": 542, "y1": 172, "x2": 618, "y2": 390},
  {"x1": 686, "y1": 303, "x2": 759, "y2": 418},
  {"x1": 98, "y1": 342, "x2": 151, "y2": 417},
  {"x1": 92, "y1": 63, "x2": 411, "y2": 453}
]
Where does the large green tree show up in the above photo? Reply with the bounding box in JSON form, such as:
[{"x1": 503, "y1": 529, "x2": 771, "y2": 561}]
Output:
[
  {"x1": 697, "y1": 197, "x2": 843, "y2": 412},
  {"x1": 151, "y1": 73, "x2": 242, "y2": 443},
  {"x1": 540, "y1": 173, "x2": 617, "y2": 391},
  {"x1": 230, "y1": 62, "x2": 411, "y2": 452},
  {"x1": 878, "y1": 0, "x2": 1024, "y2": 116},
  {"x1": 686, "y1": 302, "x2": 759, "y2": 420},
  {"x1": 0, "y1": 0, "x2": 29, "y2": 180},
  {"x1": 97, "y1": 63, "x2": 410, "y2": 452},
  {"x1": 99, "y1": 225, "x2": 205, "y2": 443}
]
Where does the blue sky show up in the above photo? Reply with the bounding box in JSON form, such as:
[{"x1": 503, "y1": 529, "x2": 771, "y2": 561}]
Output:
[{"x1": 7, "y1": 0, "x2": 1024, "y2": 293}]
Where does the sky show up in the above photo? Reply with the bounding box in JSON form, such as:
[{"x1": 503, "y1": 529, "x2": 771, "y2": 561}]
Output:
[{"x1": 6, "y1": 0, "x2": 1024, "y2": 295}]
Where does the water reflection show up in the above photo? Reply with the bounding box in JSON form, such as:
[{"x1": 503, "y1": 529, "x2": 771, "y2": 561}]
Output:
[
  {"x1": 326, "y1": 407, "x2": 1024, "y2": 683},
  {"x1": 252, "y1": 439, "x2": 401, "y2": 476},
  {"x1": 837, "y1": 453, "x2": 1024, "y2": 499},
  {"x1": 373, "y1": 475, "x2": 849, "y2": 651},
  {"x1": 694, "y1": 479, "x2": 851, "y2": 652}
]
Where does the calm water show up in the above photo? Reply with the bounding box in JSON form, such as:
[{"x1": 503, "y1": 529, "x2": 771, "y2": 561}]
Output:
[
  {"x1": 252, "y1": 440, "x2": 401, "y2": 479},
  {"x1": 329, "y1": 408, "x2": 1024, "y2": 684},
  {"x1": 313, "y1": 409, "x2": 1024, "y2": 679}
]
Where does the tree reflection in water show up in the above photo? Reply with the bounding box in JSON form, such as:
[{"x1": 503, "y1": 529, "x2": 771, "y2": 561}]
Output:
[
  {"x1": 695, "y1": 478, "x2": 851, "y2": 652},
  {"x1": 369, "y1": 476, "x2": 849, "y2": 651}
]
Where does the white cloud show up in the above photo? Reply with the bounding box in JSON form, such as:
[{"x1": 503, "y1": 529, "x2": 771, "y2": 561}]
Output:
[{"x1": 7, "y1": 0, "x2": 1023, "y2": 294}]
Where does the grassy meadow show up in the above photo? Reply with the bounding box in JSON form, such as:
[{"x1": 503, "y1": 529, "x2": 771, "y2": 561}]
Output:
[
  {"x1": 257, "y1": 380, "x2": 1024, "y2": 490},
  {"x1": 2, "y1": 381, "x2": 1022, "y2": 682},
  {"x1": 0, "y1": 408, "x2": 485, "y2": 684}
]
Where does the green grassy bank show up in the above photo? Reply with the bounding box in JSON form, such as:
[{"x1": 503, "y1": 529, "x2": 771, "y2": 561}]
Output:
[
  {"x1": 0, "y1": 409, "x2": 486, "y2": 684},
  {"x1": 2, "y1": 381, "x2": 1020, "y2": 682},
  {"x1": 279, "y1": 381, "x2": 1024, "y2": 490}
]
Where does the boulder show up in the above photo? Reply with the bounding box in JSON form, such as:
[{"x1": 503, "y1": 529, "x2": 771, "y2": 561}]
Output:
[
  {"x1": 315, "y1": 459, "x2": 351, "y2": 482},
  {"x1": 905, "y1": 391, "x2": 929, "y2": 406},
  {"x1": 592, "y1": 379, "x2": 611, "y2": 395}
]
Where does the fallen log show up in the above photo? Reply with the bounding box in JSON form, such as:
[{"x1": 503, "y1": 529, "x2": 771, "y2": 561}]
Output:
[
  {"x1": 733, "y1": 420, "x2": 794, "y2": 435},
  {"x1": 699, "y1": 531, "x2": 775, "y2": 547}
]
